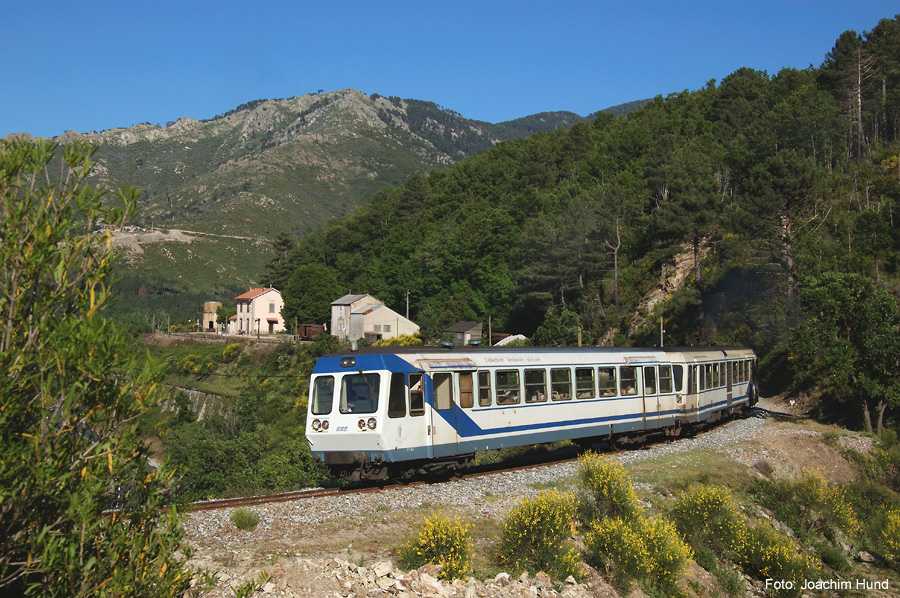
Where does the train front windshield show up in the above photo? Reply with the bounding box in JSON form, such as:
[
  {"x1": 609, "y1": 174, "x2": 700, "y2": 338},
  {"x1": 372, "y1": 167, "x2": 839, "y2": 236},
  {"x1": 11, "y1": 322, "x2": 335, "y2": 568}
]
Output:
[
  {"x1": 309, "y1": 373, "x2": 381, "y2": 415},
  {"x1": 341, "y1": 373, "x2": 380, "y2": 414}
]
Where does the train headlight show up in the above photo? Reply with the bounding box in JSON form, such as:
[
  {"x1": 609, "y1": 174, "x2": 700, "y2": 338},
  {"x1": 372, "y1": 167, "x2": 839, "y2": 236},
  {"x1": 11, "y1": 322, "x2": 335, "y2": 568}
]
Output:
[
  {"x1": 357, "y1": 419, "x2": 366, "y2": 430},
  {"x1": 367, "y1": 418, "x2": 377, "y2": 430},
  {"x1": 311, "y1": 419, "x2": 321, "y2": 431},
  {"x1": 321, "y1": 420, "x2": 329, "y2": 431}
]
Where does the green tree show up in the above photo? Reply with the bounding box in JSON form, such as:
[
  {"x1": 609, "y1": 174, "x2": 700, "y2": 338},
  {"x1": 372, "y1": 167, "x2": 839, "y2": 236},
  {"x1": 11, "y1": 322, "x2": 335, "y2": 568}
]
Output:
[
  {"x1": 0, "y1": 138, "x2": 188, "y2": 596},
  {"x1": 261, "y1": 231, "x2": 297, "y2": 290},
  {"x1": 791, "y1": 272, "x2": 900, "y2": 435},
  {"x1": 282, "y1": 263, "x2": 344, "y2": 327},
  {"x1": 532, "y1": 306, "x2": 592, "y2": 347}
]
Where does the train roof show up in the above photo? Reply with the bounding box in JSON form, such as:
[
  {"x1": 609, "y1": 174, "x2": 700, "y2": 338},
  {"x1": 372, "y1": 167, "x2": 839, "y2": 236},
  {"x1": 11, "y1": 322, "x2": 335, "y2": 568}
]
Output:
[{"x1": 323, "y1": 345, "x2": 755, "y2": 359}]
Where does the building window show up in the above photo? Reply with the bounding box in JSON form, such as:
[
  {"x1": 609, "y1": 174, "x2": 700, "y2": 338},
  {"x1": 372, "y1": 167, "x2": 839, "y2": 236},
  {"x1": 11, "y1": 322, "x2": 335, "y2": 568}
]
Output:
[
  {"x1": 269, "y1": 302, "x2": 275, "y2": 313},
  {"x1": 384, "y1": 324, "x2": 391, "y2": 333},
  {"x1": 374, "y1": 324, "x2": 382, "y2": 332}
]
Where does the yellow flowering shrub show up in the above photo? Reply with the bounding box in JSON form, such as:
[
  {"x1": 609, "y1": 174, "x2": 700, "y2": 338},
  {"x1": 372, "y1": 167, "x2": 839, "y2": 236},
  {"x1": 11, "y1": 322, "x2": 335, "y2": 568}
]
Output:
[
  {"x1": 672, "y1": 484, "x2": 748, "y2": 559},
  {"x1": 881, "y1": 509, "x2": 900, "y2": 559},
  {"x1": 641, "y1": 515, "x2": 694, "y2": 589},
  {"x1": 795, "y1": 469, "x2": 860, "y2": 538},
  {"x1": 737, "y1": 522, "x2": 817, "y2": 598},
  {"x1": 399, "y1": 512, "x2": 473, "y2": 580},
  {"x1": 498, "y1": 490, "x2": 580, "y2": 580},
  {"x1": 585, "y1": 516, "x2": 652, "y2": 588},
  {"x1": 577, "y1": 451, "x2": 641, "y2": 522},
  {"x1": 586, "y1": 514, "x2": 692, "y2": 593}
]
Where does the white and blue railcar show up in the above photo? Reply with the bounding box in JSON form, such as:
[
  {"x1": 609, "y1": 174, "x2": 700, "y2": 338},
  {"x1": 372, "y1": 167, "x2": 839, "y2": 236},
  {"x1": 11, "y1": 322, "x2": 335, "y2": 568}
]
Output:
[{"x1": 305, "y1": 346, "x2": 758, "y2": 480}]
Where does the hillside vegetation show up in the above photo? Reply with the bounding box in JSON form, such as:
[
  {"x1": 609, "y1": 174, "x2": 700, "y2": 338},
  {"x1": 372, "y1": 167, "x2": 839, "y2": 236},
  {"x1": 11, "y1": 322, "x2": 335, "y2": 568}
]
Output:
[
  {"x1": 274, "y1": 16, "x2": 900, "y2": 426},
  {"x1": 37, "y1": 90, "x2": 596, "y2": 320}
]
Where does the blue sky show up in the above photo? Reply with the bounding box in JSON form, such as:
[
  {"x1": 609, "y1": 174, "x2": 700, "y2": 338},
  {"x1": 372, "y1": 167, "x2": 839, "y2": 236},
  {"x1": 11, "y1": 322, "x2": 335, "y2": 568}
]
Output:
[{"x1": 2, "y1": 1, "x2": 897, "y2": 138}]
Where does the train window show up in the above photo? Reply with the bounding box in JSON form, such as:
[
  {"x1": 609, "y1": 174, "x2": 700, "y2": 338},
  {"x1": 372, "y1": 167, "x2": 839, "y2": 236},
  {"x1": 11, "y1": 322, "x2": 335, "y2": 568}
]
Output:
[
  {"x1": 644, "y1": 366, "x2": 657, "y2": 395},
  {"x1": 478, "y1": 371, "x2": 492, "y2": 406},
  {"x1": 409, "y1": 373, "x2": 425, "y2": 416},
  {"x1": 620, "y1": 366, "x2": 638, "y2": 395},
  {"x1": 688, "y1": 366, "x2": 697, "y2": 394},
  {"x1": 388, "y1": 372, "x2": 406, "y2": 418},
  {"x1": 459, "y1": 373, "x2": 474, "y2": 409},
  {"x1": 340, "y1": 373, "x2": 380, "y2": 414},
  {"x1": 673, "y1": 365, "x2": 683, "y2": 392},
  {"x1": 551, "y1": 368, "x2": 572, "y2": 401},
  {"x1": 434, "y1": 373, "x2": 454, "y2": 411},
  {"x1": 524, "y1": 369, "x2": 548, "y2": 403},
  {"x1": 575, "y1": 368, "x2": 595, "y2": 399},
  {"x1": 311, "y1": 376, "x2": 334, "y2": 415},
  {"x1": 703, "y1": 364, "x2": 713, "y2": 390},
  {"x1": 598, "y1": 367, "x2": 617, "y2": 397},
  {"x1": 496, "y1": 369, "x2": 520, "y2": 405},
  {"x1": 659, "y1": 365, "x2": 673, "y2": 394},
  {"x1": 731, "y1": 362, "x2": 738, "y2": 384}
]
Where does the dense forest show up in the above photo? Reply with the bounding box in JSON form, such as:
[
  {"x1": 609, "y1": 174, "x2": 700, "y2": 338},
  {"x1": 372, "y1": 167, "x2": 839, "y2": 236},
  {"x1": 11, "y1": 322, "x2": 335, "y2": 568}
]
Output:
[{"x1": 269, "y1": 16, "x2": 900, "y2": 429}]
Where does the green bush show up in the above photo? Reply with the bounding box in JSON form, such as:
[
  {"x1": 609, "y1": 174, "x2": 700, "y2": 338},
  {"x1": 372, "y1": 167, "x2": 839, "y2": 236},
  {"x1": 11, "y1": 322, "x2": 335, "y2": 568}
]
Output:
[
  {"x1": 497, "y1": 490, "x2": 580, "y2": 580},
  {"x1": 671, "y1": 484, "x2": 748, "y2": 559},
  {"x1": 0, "y1": 138, "x2": 188, "y2": 596},
  {"x1": 230, "y1": 508, "x2": 260, "y2": 531},
  {"x1": 577, "y1": 451, "x2": 641, "y2": 523},
  {"x1": 399, "y1": 513, "x2": 473, "y2": 581}
]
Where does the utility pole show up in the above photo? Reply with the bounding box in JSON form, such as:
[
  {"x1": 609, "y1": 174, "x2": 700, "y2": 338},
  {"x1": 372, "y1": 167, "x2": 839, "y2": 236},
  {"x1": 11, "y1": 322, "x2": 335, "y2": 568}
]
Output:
[
  {"x1": 406, "y1": 289, "x2": 410, "y2": 320},
  {"x1": 660, "y1": 316, "x2": 665, "y2": 347}
]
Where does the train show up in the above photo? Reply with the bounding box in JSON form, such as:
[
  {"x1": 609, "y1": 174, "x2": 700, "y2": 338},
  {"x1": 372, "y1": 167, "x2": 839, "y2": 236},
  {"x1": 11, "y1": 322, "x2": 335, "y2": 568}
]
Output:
[{"x1": 305, "y1": 345, "x2": 759, "y2": 480}]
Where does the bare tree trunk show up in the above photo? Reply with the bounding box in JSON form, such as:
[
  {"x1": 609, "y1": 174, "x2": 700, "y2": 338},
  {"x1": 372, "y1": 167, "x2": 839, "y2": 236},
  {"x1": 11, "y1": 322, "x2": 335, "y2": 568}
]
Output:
[
  {"x1": 862, "y1": 398, "x2": 874, "y2": 435},
  {"x1": 877, "y1": 399, "x2": 887, "y2": 437}
]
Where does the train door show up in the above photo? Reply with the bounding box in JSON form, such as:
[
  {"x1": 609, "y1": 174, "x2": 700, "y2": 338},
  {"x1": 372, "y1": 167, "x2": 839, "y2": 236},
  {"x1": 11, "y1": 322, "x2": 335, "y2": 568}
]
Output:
[
  {"x1": 642, "y1": 365, "x2": 660, "y2": 429},
  {"x1": 430, "y1": 372, "x2": 459, "y2": 458},
  {"x1": 726, "y1": 360, "x2": 733, "y2": 405}
]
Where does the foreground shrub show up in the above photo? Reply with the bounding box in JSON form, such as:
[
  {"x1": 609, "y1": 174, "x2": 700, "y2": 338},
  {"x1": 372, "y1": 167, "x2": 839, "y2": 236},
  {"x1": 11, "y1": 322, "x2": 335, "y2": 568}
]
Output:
[
  {"x1": 737, "y1": 522, "x2": 817, "y2": 597},
  {"x1": 230, "y1": 508, "x2": 260, "y2": 531},
  {"x1": 399, "y1": 513, "x2": 473, "y2": 580},
  {"x1": 751, "y1": 469, "x2": 860, "y2": 542},
  {"x1": 586, "y1": 513, "x2": 691, "y2": 594},
  {"x1": 577, "y1": 451, "x2": 641, "y2": 522},
  {"x1": 641, "y1": 515, "x2": 694, "y2": 590},
  {"x1": 498, "y1": 490, "x2": 580, "y2": 580},
  {"x1": 882, "y1": 509, "x2": 900, "y2": 559},
  {"x1": 585, "y1": 516, "x2": 651, "y2": 589},
  {"x1": 672, "y1": 484, "x2": 748, "y2": 559}
]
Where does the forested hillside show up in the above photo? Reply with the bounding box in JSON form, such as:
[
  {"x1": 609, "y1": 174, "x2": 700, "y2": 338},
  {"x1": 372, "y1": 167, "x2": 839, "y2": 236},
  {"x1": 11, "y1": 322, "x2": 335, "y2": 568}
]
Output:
[{"x1": 276, "y1": 17, "x2": 900, "y2": 421}]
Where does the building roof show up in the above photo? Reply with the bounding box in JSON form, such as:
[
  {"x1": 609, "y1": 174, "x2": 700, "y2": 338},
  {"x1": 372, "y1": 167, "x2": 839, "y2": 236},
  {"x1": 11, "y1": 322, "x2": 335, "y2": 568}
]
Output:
[
  {"x1": 332, "y1": 293, "x2": 375, "y2": 306},
  {"x1": 235, "y1": 287, "x2": 278, "y2": 301},
  {"x1": 445, "y1": 320, "x2": 482, "y2": 333}
]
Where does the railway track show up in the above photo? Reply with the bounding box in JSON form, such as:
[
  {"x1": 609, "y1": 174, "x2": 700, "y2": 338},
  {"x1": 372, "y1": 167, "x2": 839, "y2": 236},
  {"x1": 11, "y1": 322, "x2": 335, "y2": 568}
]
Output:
[
  {"x1": 187, "y1": 429, "x2": 690, "y2": 512},
  {"x1": 186, "y1": 407, "x2": 785, "y2": 513}
]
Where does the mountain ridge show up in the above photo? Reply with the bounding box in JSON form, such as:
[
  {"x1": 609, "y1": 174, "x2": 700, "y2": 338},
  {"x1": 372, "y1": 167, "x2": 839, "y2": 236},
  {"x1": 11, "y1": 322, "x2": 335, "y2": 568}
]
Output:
[{"x1": 28, "y1": 88, "x2": 630, "y2": 321}]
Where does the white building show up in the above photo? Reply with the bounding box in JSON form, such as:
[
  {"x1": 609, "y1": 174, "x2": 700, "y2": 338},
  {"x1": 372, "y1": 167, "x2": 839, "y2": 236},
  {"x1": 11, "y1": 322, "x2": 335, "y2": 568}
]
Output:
[
  {"x1": 331, "y1": 294, "x2": 419, "y2": 342},
  {"x1": 231, "y1": 287, "x2": 286, "y2": 335}
]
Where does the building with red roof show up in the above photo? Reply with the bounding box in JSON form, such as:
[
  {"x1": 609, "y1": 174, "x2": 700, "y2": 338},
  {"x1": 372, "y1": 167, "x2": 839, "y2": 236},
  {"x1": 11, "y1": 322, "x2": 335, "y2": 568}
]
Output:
[{"x1": 231, "y1": 287, "x2": 285, "y2": 335}]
